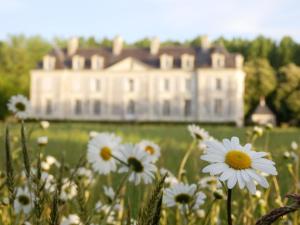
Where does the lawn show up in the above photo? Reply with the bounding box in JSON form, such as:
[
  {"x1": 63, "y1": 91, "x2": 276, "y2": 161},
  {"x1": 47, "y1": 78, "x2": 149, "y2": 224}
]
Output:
[{"x1": 1, "y1": 121, "x2": 300, "y2": 223}]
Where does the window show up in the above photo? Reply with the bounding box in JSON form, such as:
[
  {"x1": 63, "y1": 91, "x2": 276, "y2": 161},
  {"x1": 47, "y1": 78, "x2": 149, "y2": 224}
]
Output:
[
  {"x1": 91, "y1": 55, "x2": 104, "y2": 70},
  {"x1": 185, "y1": 78, "x2": 191, "y2": 91},
  {"x1": 91, "y1": 79, "x2": 101, "y2": 92},
  {"x1": 216, "y1": 78, "x2": 222, "y2": 90},
  {"x1": 45, "y1": 99, "x2": 52, "y2": 115},
  {"x1": 181, "y1": 54, "x2": 194, "y2": 70},
  {"x1": 184, "y1": 99, "x2": 192, "y2": 117},
  {"x1": 72, "y1": 55, "x2": 85, "y2": 70},
  {"x1": 127, "y1": 100, "x2": 135, "y2": 115},
  {"x1": 93, "y1": 100, "x2": 101, "y2": 115},
  {"x1": 43, "y1": 55, "x2": 56, "y2": 70},
  {"x1": 214, "y1": 99, "x2": 223, "y2": 115},
  {"x1": 160, "y1": 54, "x2": 173, "y2": 69},
  {"x1": 164, "y1": 79, "x2": 170, "y2": 91},
  {"x1": 128, "y1": 79, "x2": 134, "y2": 92},
  {"x1": 212, "y1": 53, "x2": 225, "y2": 68},
  {"x1": 162, "y1": 100, "x2": 171, "y2": 116},
  {"x1": 75, "y1": 100, "x2": 82, "y2": 115}
]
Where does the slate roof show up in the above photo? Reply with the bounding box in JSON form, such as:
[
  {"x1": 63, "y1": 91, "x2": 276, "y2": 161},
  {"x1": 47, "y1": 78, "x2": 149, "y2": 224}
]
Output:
[{"x1": 39, "y1": 44, "x2": 239, "y2": 69}]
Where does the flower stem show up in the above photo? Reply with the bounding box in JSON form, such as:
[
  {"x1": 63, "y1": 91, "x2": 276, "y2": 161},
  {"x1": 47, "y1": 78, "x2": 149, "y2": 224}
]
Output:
[
  {"x1": 227, "y1": 188, "x2": 233, "y2": 225},
  {"x1": 177, "y1": 140, "x2": 195, "y2": 180}
]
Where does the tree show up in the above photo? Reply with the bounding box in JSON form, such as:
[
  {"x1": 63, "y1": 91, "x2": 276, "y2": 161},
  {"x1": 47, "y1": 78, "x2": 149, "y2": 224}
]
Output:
[
  {"x1": 274, "y1": 64, "x2": 300, "y2": 123},
  {"x1": 133, "y1": 38, "x2": 150, "y2": 48},
  {"x1": 0, "y1": 35, "x2": 50, "y2": 119},
  {"x1": 276, "y1": 36, "x2": 296, "y2": 67},
  {"x1": 244, "y1": 59, "x2": 277, "y2": 117}
]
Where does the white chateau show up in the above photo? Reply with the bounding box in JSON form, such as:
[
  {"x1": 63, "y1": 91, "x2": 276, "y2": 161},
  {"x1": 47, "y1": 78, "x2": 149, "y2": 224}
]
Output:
[{"x1": 30, "y1": 36, "x2": 245, "y2": 125}]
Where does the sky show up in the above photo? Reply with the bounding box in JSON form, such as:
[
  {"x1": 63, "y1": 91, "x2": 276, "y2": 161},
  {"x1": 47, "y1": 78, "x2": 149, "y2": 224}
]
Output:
[{"x1": 0, "y1": 0, "x2": 300, "y2": 43}]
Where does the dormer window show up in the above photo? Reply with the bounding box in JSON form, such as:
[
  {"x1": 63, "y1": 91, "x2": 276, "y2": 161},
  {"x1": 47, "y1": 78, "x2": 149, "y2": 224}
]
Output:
[
  {"x1": 181, "y1": 54, "x2": 194, "y2": 70},
  {"x1": 211, "y1": 53, "x2": 225, "y2": 68},
  {"x1": 160, "y1": 54, "x2": 173, "y2": 70},
  {"x1": 43, "y1": 55, "x2": 56, "y2": 70},
  {"x1": 91, "y1": 55, "x2": 104, "y2": 70},
  {"x1": 72, "y1": 55, "x2": 85, "y2": 70}
]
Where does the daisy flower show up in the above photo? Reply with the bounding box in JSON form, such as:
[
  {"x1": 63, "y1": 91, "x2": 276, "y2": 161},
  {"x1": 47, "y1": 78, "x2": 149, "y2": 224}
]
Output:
[
  {"x1": 87, "y1": 133, "x2": 122, "y2": 175},
  {"x1": 160, "y1": 168, "x2": 178, "y2": 185},
  {"x1": 163, "y1": 183, "x2": 206, "y2": 211},
  {"x1": 118, "y1": 144, "x2": 157, "y2": 185},
  {"x1": 136, "y1": 140, "x2": 161, "y2": 162},
  {"x1": 75, "y1": 167, "x2": 94, "y2": 185},
  {"x1": 103, "y1": 185, "x2": 115, "y2": 201},
  {"x1": 7, "y1": 94, "x2": 31, "y2": 119},
  {"x1": 60, "y1": 214, "x2": 82, "y2": 225},
  {"x1": 40, "y1": 120, "x2": 50, "y2": 129},
  {"x1": 201, "y1": 136, "x2": 277, "y2": 194},
  {"x1": 60, "y1": 179, "x2": 77, "y2": 200},
  {"x1": 14, "y1": 187, "x2": 33, "y2": 214},
  {"x1": 291, "y1": 141, "x2": 298, "y2": 151},
  {"x1": 37, "y1": 136, "x2": 48, "y2": 146},
  {"x1": 187, "y1": 124, "x2": 210, "y2": 141}
]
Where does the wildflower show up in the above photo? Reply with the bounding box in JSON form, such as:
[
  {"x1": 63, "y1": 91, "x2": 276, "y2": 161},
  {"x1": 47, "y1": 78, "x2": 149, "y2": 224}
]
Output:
[
  {"x1": 75, "y1": 167, "x2": 94, "y2": 185},
  {"x1": 163, "y1": 183, "x2": 206, "y2": 211},
  {"x1": 14, "y1": 187, "x2": 33, "y2": 214},
  {"x1": 37, "y1": 136, "x2": 48, "y2": 146},
  {"x1": 60, "y1": 179, "x2": 77, "y2": 200},
  {"x1": 89, "y1": 131, "x2": 99, "y2": 139},
  {"x1": 291, "y1": 141, "x2": 298, "y2": 151},
  {"x1": 160, "y1": 168, "x2": 178, "y2": 185},
  {"x1": 253, "y1": 126, "x2": 264, "y2": 137},
  {"x1": 196, "y1": 209, "x2": 205, "y2": 218},
  {"x1": 95, "y1": 201, "x2": 116, "y2": 223},
  {"x1": 118, "y1": 144, "x2": 157, "y2": 185},
  {"x1": 7, "y1": 94, "x2": 31, "y2": 119},
  {"x1": 87, "y1": 133, "x2": 122, "y2": 175},
  {"x1": 40, "y1": 120, "x2": 50, "y2": 129},
  {"x1": 213, "y1": 189, "x2": 224, "y2": 199},
  {"x1": 265, "y1": 123, "x2": 273, "y2": 130},
  {"x1": 201, "y1": 136, "x2": 277, "y2": 194},
  {"x1": 187, "y1": 124, "x2": 210, "y2": 141},
  {"x1": 60, "y1": 214, "x2": 82, "y2": 225},
  {"x1": 136, "y1": 140, "x2": 161, "y2": 162},
  {"x1": 103, "y1": 185, "x2": 115, "y2": 201},
  {"x1": 198, "y1": 176, "x2": 222, "y2": 189}
]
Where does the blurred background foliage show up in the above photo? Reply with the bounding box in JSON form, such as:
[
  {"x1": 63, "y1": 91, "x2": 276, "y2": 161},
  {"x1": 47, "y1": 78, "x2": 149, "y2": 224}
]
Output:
[{"x1": 1, "y1": 34, "x2": 300, "y2": 124}]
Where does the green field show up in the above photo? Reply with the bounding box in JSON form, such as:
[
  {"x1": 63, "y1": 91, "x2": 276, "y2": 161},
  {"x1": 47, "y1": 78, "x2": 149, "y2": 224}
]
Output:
[
  {"x1": 1, "y1": 122, "x2": 299, "y2": 171},
  {"x1": 1, "y1": 122, "x2": 299, "y2": 187},
  {"x1": 1, "y1": 122, "x2": 300, "y2": 223}
]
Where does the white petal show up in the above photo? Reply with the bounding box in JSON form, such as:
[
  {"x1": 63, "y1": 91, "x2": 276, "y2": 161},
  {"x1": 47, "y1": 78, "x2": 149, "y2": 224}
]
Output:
[{"x1": 227, "y1": 173, "x2": 237, "y2": 189}]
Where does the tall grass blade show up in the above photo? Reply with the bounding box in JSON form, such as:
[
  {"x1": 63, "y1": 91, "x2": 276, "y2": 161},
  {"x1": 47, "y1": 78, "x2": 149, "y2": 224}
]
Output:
[{"x1": 5, "y1": 126, "x2": 15, "y2": 205}]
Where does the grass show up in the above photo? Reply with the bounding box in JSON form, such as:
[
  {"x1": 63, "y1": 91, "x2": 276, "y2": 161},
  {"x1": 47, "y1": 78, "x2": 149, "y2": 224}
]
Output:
[{"x1": 1, "y1": 121, "x2": 300, "y2": 222}]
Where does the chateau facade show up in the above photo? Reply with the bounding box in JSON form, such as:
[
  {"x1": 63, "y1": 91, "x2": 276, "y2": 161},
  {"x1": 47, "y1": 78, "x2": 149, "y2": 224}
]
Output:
[{"x1": 30, "y1": 36, "x2": 245, "y2": 125}]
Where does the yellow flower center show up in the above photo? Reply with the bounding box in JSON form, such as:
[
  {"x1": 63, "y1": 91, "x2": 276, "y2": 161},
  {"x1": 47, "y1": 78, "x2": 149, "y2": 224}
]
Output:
[
  {"x1": 145, "y1": 145, "x2": 155, "y2": 155},
  {"x1": 225, "y1": 150, "x2": 251, "y2": 170},
  {"x1": 100, "y1": 147, "x2": 112, "y2": 161}
]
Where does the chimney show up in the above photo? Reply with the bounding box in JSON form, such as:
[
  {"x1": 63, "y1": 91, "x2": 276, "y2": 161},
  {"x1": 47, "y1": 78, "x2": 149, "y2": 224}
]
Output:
[
  {"x1": 150, "y1": 37, "x2": 160, "y2": 55},
  {"x1": 67, "y1": 37, "x2": 79, "y2": 56},
  {"x1": 113, "y1": 35, "x2": 123, "y2": 55},
  {"x1": 201, "y1": 35, "x2": 210, "y2": 50},
  {"x1": 235, "y1": 54, "x2": 244, "y2": 69}
]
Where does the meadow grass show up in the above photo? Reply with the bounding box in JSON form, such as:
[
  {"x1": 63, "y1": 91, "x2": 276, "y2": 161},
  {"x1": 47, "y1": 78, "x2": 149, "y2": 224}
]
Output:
[{"x1": 1, "y1": 122, "x2": 300, "y2": 222}]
